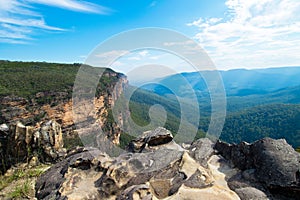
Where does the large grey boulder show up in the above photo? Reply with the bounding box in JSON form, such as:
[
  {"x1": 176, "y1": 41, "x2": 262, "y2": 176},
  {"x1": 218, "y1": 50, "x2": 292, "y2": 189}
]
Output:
[
  {"x1": 234, "y1": 187, "x2": 269, "y2": 200},
  {"x1": 215, "y1": 137, "x2": 300, "y2": 199}
]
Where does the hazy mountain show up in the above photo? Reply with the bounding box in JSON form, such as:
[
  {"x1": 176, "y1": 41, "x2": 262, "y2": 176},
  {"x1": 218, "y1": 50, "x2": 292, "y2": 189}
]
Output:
[
  {"x1": 130, "y1": 67, "x2": 300, "y2": 148},
  {"x1": 142, "y1": 67, "x2": 300, "y2": 97}
]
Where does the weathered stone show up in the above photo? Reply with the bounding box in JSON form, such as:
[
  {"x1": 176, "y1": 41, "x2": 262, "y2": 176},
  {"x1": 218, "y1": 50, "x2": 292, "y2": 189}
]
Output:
[
  {"x1": 215, "y1": 137, "x2": 300, "y2": 199},
  {"x1": 6, "y1": 122, "x2": 33, "y2": 163},
  {"x1": 35, "y1": 128, "x2": 300, "y2": 200},
  {"x1": 234, "y1": 187, "x2": 269, "y2": 200},
  {"x1": 128, "y1": 127, "x2": 175, "y2": 153},
  {"x1": 215, "y1": 140, "x2": 253, "y2": 170},
  {"x1": 0, "y1": 124, "x2": 9, "y2": 173},
  {"x1": 184, "y1": 169, "x2": 213, "y2": 189},
  {"x1": 36, "y1": 134, "x2": 238, "y2": 200},
  {"x1": 0, "y1": 124, "x2": 9, "y2": 133},
  {"x1": 117, "y1": 184, "x2": 152, "y2": 200},
  {"x1": 251, "y1": 138, "x2": 300, "y2": 187},
  {"x1": 36, "y1": 147, "x2": 107, "y2": 200},
  {"x1": 1, "y1": 120, "x2": 66, "y2": 172},
  {"x1": 150, "y1": 179, "x2": 172, "y2": 198},
  {"x1": 95, "y1": 148, "x2": 185, "y2": 198},
  {"x1": 189, "y1": 138, "x2": 215, "y2": 167}
]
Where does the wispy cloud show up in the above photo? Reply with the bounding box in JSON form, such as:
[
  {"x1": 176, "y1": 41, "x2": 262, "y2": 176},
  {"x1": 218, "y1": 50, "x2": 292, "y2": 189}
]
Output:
[
  {"x1": 0, "y1": 0, "x2": 112, "y2": 44},
  {"x1": 27, "y1": 0, "x2": 112, "y2": 14},
  {"x1": 127, "y1": 50, "x2": 149, "y2": 61},
  {"x1": 188, "y1": 0, "x2": 300, "y2": 69}
]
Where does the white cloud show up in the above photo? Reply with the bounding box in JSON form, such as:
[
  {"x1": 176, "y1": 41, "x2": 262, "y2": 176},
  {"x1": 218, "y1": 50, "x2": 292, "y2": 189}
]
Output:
[
  {"x1": 26, "y1": 0, "x2": 112, "y2": 14},
  {"x1": 126, "y1": 50, "x2": 149, "y2": 61},
  {"x1": 188, "y1": 0, "x2": 300, "y2": 69},
  {"x1": 85, "y1": 50, "x2": 129, "y2": 67},
  {"x1": 163, "y1": 40, "x2": 194, "y2": 47},
  {"x1": 139, "y1": 50, "x2": 149, "y2": 57},
  {"x1": 95, "y1": 50, "x2": 129, "y2": 59},
  {"x1": 0, "y1": 0, "x2": 111, "y2": 44},
  {"x1": 104, "y1": 49, "x2": 199, "y2": 83}
]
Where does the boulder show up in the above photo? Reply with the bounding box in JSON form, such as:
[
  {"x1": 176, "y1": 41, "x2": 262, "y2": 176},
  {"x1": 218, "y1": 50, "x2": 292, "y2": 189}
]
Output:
[
  {"x1": 234, "y1": 187, "x2": 269, "y2": 200},
  {"x1": 188, "y1": 138, "x2": 215, "y2": 167},
  {"x1": 127, "y1": 127, "x2": 176, "y2": 153},
  {"x1": 215, "y1": 137, "x2": 300, "y2": 199},
  {"x1": 36, "y1": 147, "x2": 108, "y2": 200}
]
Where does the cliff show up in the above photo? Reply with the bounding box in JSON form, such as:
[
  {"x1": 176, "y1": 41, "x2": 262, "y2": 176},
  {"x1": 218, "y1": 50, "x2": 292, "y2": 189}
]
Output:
[
  {"x1": 0, "y1": 61, "x2": 129, "y2": 148},
  {"x1": 0, "y1": 61, "x2": 129, "y2": 175}
]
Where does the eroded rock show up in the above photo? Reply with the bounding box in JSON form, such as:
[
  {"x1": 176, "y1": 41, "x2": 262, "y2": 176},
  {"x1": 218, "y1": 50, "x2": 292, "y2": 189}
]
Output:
[
  {"x1": 215, "y1": 137, "x2": 300, "y2": 199},
  {"x1": 36, "y1": 147, "x2": 109, "y2": 200},
  {"x1": 189, "y1": 138, "x2": 215, "y2": 167},
  {"x1": 35, "y1": 129, "x2": 300, "y2": 200},
  {"x1": 0, "y1": 120, "x2": 66, "y2": 173},
  {"x1": 36, "y1": 128, "x2": 241, "y2": 200},
  {"x1": 117, "y1": 184, "x2": 152, "y2": 200},
  {"x1": 128, "y1": 127, "x2": 177, "y2": 153}
]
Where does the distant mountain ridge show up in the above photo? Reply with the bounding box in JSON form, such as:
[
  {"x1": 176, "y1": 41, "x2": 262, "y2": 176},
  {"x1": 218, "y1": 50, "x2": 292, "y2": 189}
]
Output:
[
  {"x1": 142, "y1": 66, "x2": 300, "y2": 97},
  {"x1": 128, "y1": 66, "x2": 300, "y2": 148}
]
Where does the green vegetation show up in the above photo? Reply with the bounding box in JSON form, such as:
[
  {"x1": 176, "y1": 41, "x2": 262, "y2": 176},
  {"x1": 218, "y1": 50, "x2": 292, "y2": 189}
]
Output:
[
  {"x1": 126, "y1": 87, "x2": 208, "y2": 145},
  {"x1": 63, "y1": 133, "x2": 84, "y2": 150},
  {"x1": 0, "y1": 165, "x2": 48, "y2": 191},
  {"x1": 119, "y1": 133, "x2": 136, "y2": 149},
  {"x1": 8, "y1": 180, "x2": 31, "y2": 198},
  {"x1": 0, "y1": 60, "x2": 121, "y2": 100},
  {"x1": 0, "y1": 165, "x2": 49, "y2": 199},
  {"x1": 0, "y1": 60, "x2": 78, "y2": 99},
  {"x1": 220, "y1": 104, "x2": 300, "y2": 147},
  {"x1": 128, "y1": 87, "x2": 300, "y2": 148}
]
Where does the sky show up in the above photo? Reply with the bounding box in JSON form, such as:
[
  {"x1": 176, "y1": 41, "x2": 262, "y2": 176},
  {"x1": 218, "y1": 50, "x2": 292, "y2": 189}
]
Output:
[{"x1": 0, "y1": 0, "x2": 300, "y2": 76}]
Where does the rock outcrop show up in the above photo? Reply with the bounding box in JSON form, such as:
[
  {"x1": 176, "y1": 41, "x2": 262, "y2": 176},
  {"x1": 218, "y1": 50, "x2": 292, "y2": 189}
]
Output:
[
  {"x1": 127, "y1": 127, "x2": 182, "y2": 153},
  {"x1": 0, "y1": 124, "x2": 9, "y2": 172},
  {"x1": 35, "y1": 128, "x2": 300, "y2": 200},
  {"x1": 215, "y1": 138, "x2": 300, "y2": 199},
  {"x1": 35, "y1": 127, "x2": 237, "y2": 200},
  {"x1": 0, "y1": 120, "x2": 65, "y2": 173}
]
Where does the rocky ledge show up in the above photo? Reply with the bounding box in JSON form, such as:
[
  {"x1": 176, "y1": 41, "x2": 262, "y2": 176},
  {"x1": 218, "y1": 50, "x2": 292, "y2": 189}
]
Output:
[{"x1": 35, "y1": 127, "x2": 300, "y2": 200}]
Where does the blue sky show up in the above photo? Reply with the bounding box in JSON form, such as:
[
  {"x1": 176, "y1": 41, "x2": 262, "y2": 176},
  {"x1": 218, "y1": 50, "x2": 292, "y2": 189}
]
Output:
[{"x1": 0, "y1": 0, "x2": 299, "y2": 72}]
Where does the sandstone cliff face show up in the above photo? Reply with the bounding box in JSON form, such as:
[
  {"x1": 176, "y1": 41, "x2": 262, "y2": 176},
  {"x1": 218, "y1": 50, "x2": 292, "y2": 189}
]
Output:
[
  {"x1": 0, "y1": 71, "x2": 128, "y2": 147},
  {"x1": 35, "y1": 127, "x2": 300, "y2": 200},
  {"x1": 0, "y1": 120, "x2": 65, "y2": 173}
]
